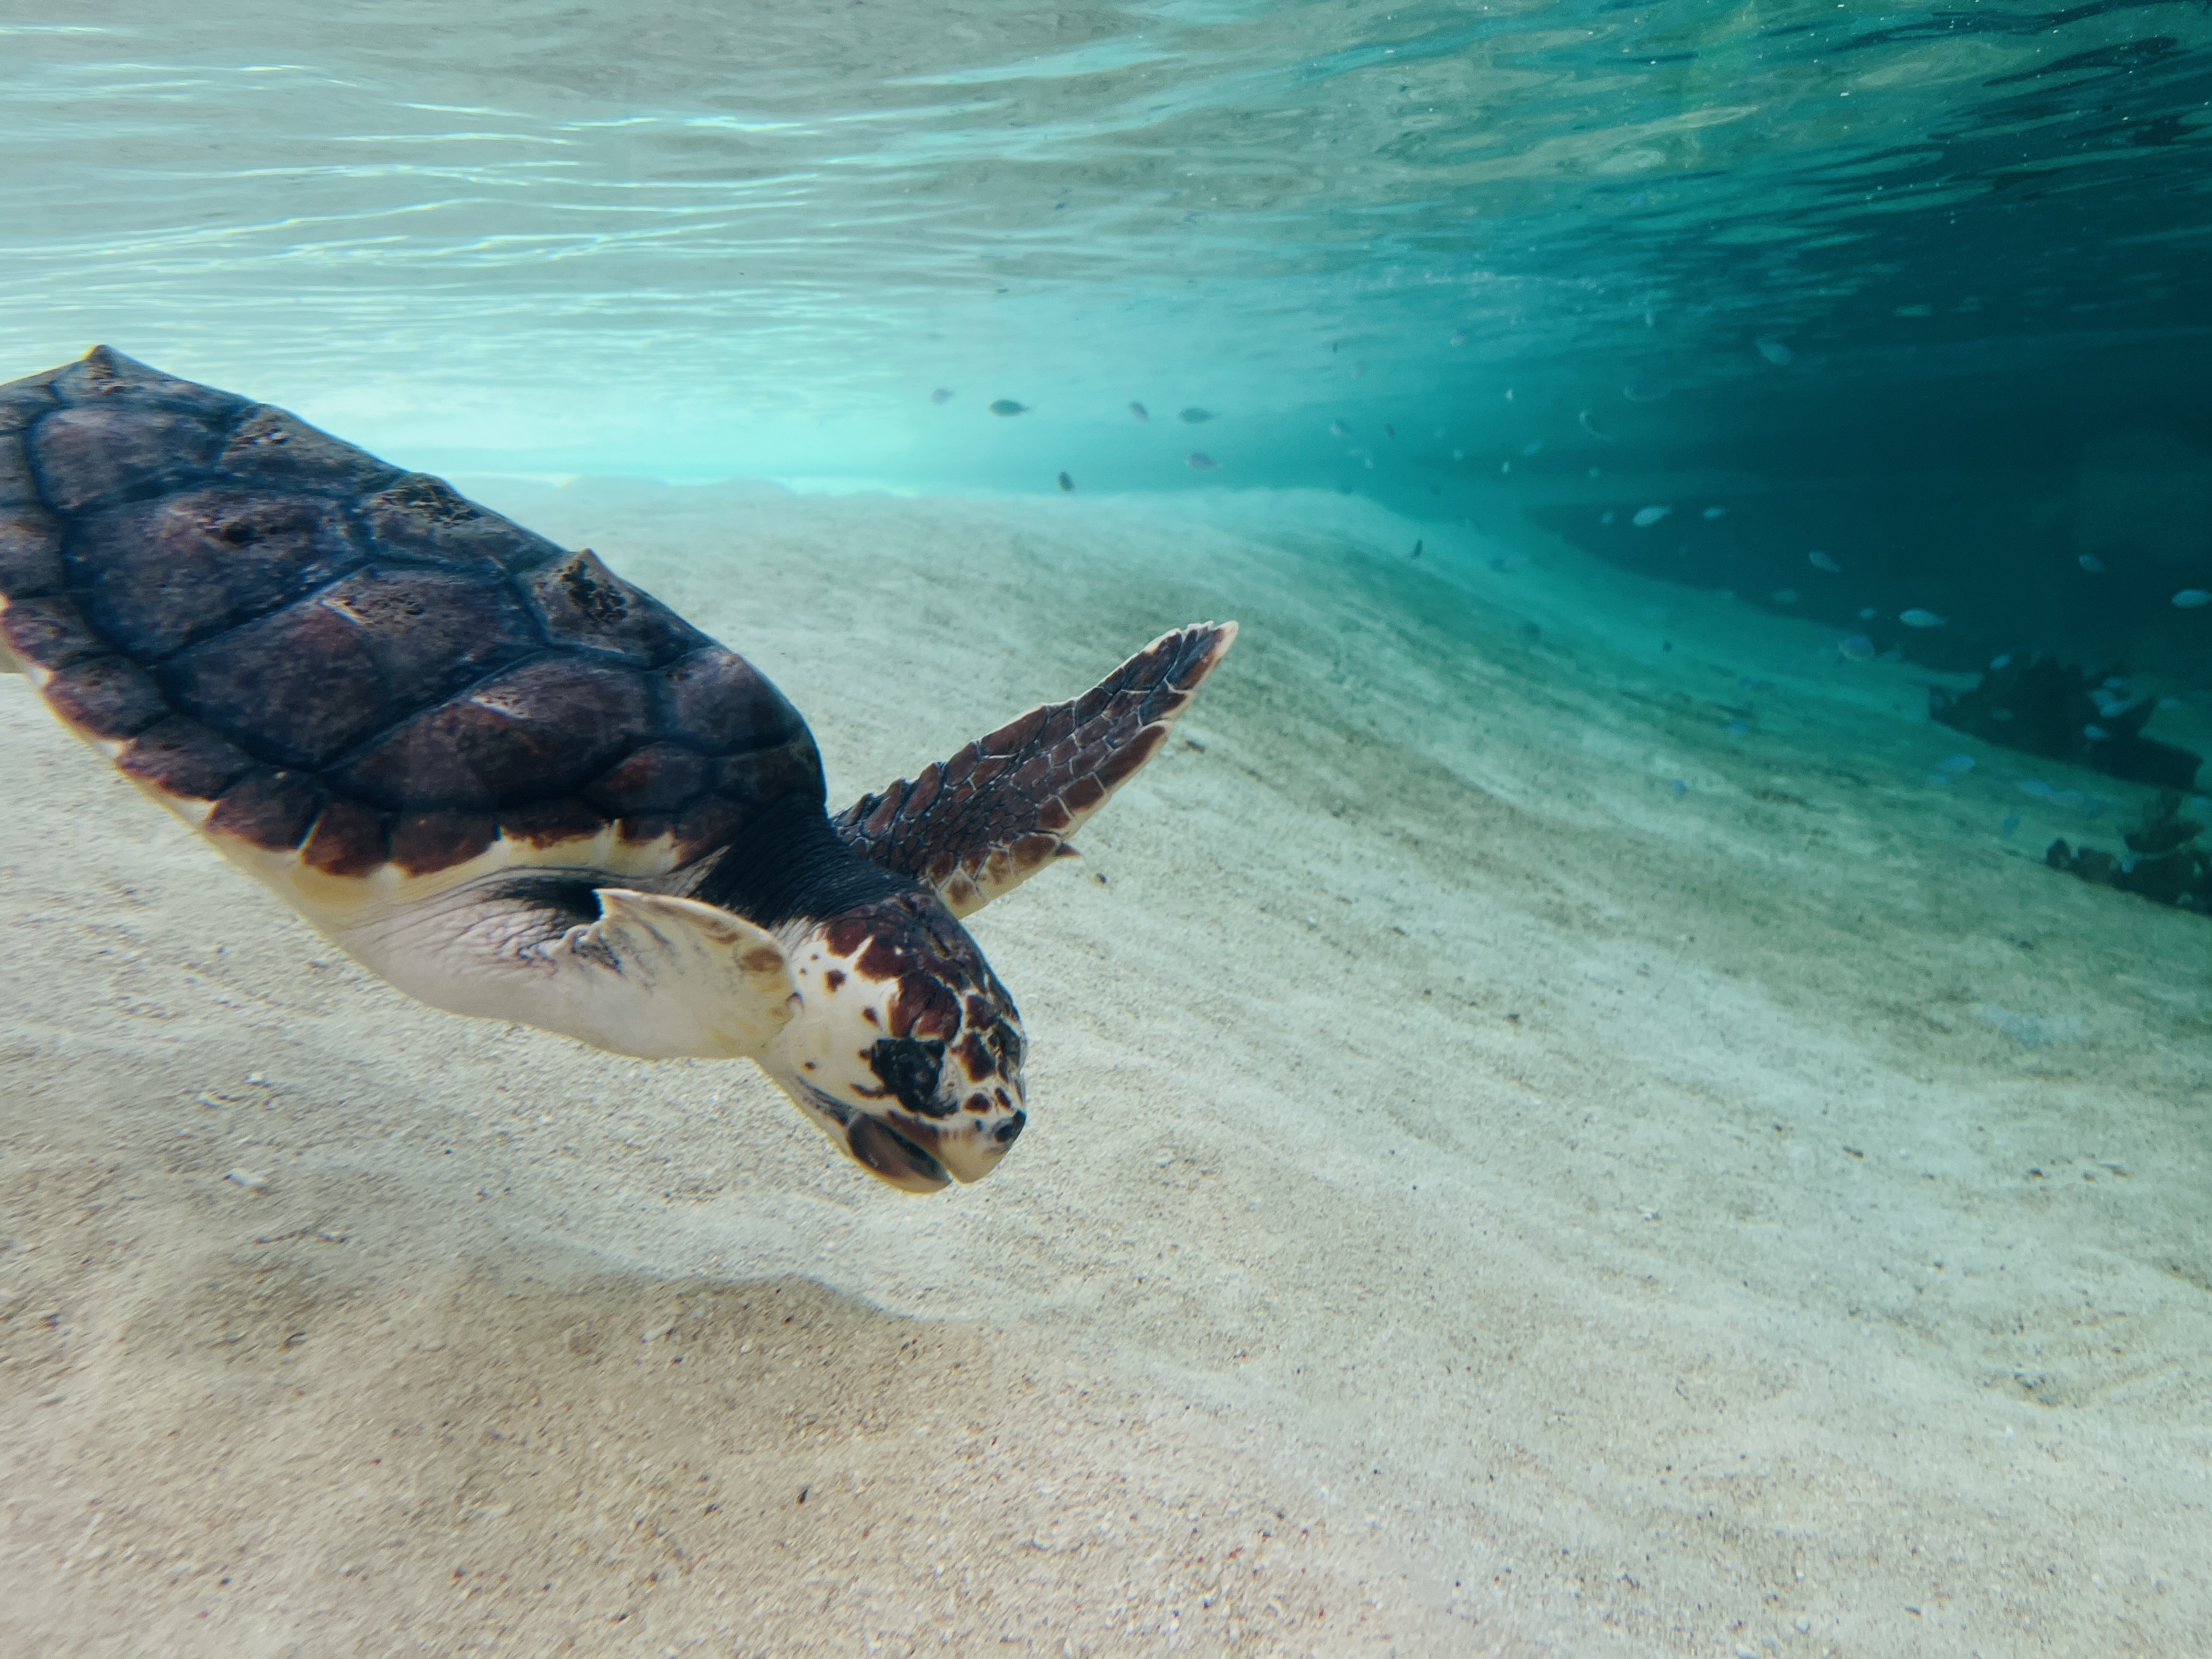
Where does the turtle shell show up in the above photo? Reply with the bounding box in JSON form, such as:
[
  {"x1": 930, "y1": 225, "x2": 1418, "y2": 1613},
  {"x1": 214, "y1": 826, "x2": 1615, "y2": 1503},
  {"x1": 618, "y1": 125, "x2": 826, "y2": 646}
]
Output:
[{"x1": 0, "y1": 347, "x2": 822, "y2": 902}]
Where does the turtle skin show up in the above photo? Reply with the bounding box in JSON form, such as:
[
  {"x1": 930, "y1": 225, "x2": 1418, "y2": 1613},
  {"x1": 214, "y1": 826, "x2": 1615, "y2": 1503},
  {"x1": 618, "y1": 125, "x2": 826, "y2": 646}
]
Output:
[{"x1": 0, "y1": 347, "x2": 820, "y2": 883}]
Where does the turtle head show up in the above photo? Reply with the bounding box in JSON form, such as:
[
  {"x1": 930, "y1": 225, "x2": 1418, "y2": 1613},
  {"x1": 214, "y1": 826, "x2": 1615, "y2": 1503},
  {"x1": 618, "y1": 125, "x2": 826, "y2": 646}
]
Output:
[{"x1": 761, "y1": 889, "x2": 1028, "y2": 1193}]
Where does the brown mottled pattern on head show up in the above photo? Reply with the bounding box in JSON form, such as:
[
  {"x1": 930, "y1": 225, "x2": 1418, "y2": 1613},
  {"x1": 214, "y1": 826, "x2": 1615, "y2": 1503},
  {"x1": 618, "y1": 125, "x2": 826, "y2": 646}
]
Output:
[
  {"x1": 0, "y1": 346, "x2": 836, "y2": 886},
  {"x1": 832, "y1": 622, "x2": 1236, "y2": 917}
]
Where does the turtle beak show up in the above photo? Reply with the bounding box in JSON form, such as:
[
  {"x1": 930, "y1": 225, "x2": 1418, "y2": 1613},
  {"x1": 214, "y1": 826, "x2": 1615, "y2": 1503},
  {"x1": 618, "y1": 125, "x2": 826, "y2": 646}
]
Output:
[
  {"x1": 847, "y1": 1106, "x2": 1023, "y2": 1189},
  {"x1": 845, "y1": 1115, "x2": 952, "y2": 1193}
]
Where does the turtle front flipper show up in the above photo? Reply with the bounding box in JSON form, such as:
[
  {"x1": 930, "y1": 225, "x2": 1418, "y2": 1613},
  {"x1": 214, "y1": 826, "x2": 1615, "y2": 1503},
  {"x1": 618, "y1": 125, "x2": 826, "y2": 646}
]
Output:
[
  {"x1": 338, "y1": 882, "x2": 800, "y2": 1061},
  {"x1": 832, "y1": 621, "x2": 1236, "y2": 917}
]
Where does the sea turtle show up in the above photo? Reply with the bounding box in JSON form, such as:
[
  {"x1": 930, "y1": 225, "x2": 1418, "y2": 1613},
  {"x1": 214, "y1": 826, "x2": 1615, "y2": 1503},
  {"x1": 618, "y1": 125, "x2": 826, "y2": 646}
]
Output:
[{"x1": 0, "y1": 347, "x2": 1235, "y2": 1193}]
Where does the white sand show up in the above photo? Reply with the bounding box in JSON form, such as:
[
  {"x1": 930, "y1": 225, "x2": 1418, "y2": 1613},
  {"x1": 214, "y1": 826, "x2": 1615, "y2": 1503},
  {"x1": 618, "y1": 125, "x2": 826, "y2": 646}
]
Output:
[{"x1": 4, "y1": 481, "x2": 2209, "y2": 1656}]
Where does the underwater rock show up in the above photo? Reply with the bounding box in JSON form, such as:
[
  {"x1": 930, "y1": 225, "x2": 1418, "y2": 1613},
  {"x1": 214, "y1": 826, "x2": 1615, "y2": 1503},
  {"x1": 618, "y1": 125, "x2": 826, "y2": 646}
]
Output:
[
  {"x1": 1932, "y1": 652, "x2": 2200, "y2": 791},
  {"x1": 2045, "y1": 791, "x2": 2210, "y2": 912}
]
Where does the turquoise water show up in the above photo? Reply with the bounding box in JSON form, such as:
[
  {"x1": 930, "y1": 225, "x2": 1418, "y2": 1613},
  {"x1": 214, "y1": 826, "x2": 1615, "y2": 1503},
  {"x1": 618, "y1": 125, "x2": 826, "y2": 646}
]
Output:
[{"x1": 8, "y1": 2, "x2": 2209, "y2": 513}]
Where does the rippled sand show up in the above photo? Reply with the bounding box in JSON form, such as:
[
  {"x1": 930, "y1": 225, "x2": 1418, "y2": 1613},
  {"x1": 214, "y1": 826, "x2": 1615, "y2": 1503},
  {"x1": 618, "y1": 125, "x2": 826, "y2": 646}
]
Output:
[{"x1": 5, "y1": 481, "x2": 2208, "y2": 1655}]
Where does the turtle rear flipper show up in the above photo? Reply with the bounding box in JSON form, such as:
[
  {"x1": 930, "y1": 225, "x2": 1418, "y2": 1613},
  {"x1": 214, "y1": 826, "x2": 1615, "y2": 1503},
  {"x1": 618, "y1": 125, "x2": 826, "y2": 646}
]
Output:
[{"x1": 833, "y1": 621, "x2": 1236, "y2": 916}]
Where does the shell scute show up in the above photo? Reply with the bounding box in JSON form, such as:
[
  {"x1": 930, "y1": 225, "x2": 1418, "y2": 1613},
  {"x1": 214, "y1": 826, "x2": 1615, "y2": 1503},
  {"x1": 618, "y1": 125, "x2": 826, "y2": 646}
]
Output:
[
  {"x1": 41, "y1": 655, "x2": 168, "y2": 740},
  {"x1": 0, "y1": 504, "x2": 65, "y2": 594},
  {"x1": 0, "y1": 376, "x2": 61, "y2": 437},
  {"x1": 356, "y1": 474, "x2": 564, "y2": 575},
  {"x1": 160, "y1": 598, "x2": 390, "y2": 769},
  {"x1": 119, "y1": 715, "x2": 256, "y2": 802},
  {"x1": 499, "y1": 797, "x2": 607, "y2": 848},
  {"x1": 319, "y1": 567, "x2": 538, "y2": 704},
  {"x1": 27, "y1": 403, "x2": 227, "y2": 514},
  {"x1": 522, "y1": 547, "x2": 708, "y2": 667},
  {"x1": 52, "y1": 348, "x2": 251, "y2": 425},
  {"x1": 218, "y1": 406, "x2": 405, "y2": 496},
  {"x1": 300, "y1": 798, "x2": 389, "y2": 876},
  {"x1": 584, "y1": 740, "x2": 712, "y2": 815},
  {"x1": 0, "y1": 592, "x2": 105, "y2": 671},
  {"x1": 661, "y1": 647, "x2": 805, "y2": 750},
  {"x1": 206, "y1": 769, "x2": 325, "y2": 851},
  {"x1": 70, "y1": 492, "x2": 362, "y2": 659},
  {"x1": 1, "y1": 433, "x2": 43, "y2": 508},
  {"x1": 390, "y1": 810, "x2": 499, "y2": 876},
  {"x1": 333, "y1": 657, "x2": 649, "y2": 810}
]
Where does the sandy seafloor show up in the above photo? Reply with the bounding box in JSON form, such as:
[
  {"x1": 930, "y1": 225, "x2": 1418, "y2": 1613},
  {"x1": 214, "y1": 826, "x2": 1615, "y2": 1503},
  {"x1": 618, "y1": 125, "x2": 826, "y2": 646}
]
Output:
[{"x1": 4, "y1": 478, "x2": 2210, "y2": 1658}]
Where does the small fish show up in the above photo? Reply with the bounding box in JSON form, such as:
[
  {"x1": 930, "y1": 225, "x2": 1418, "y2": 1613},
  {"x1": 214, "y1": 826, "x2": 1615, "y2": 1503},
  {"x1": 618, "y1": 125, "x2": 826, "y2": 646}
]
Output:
[
  {"x1": 1632, "y1": 505, "x2": 1672, "y2": 528},
  {"x1": 2078, "y1": 553, "x2": 2107, "y2": 573},
  {"x1": 930, "y1": 387, "x2": 955, "y2": 405},
  {"x1": 1899, "y1": 608, "x2": 1946, "y2": 628},
  {"x1": 1990, "y1": 653, "x2": 2012, "y2": 669},
  {"x1": 1600, "y1": 510, "x2": 1616, "y2": 526},
  {"x1": 1859, "y1": 607, "x2": 1878, "y2": 621},
  {"x1": 2001, "y1": 810, "x2": 2021, "y2": 837},
  {"x1": 1180, "y1": 407, "x2": 1213, "y2": 424},
  {"x1": 1725, "y1": 720, "x2": 1750, "y2": 737},
  {"x1": 1518, "y1": 620, "x2": 1541, "y2": 642},
  {"x1": 1385, "y1": 424, "x2": 1397, "y2": 438},
  {"x1": 2054, "y1": 789, "x2": 2084, "y2": 808},
  {"x1": 1490, "y1": 553, "x2": 1528, "y2": 573},
  {"x1": 2018, "y1": 780, "x2": 2055, "y2": 799},
  {"x1": 1670, "y1": 778, "x2": 1688, "y2": 798},
  {"x1": 1410, "y1": 539, "x2": 1423, "y2": 559},
  {"x1": 2174, "y1": 589, "x2": 2211, "y2": 608},
  {"x1": 989, "y1": 399, "x2": 1028, "y2": 416},
  {"x1": 1703, "y1": 506, "x2": 1726, "y2": 520},
  {"x1": 1449, "y1": 329, "x2": 1469, "y2": 346},
  {"x1": 1057, "y1": 471, "x2": 1075, "y2": 492},
  {"x1": 1757, "y1": 338, "x2": 1793, "y2": 366},
  {"x1": 1329, "y1": 419, "x2": 1351, "y2": 438},
  {"x1": 1623, "y1": 382, "x2": 1669, "y2": 403},
  {"x1": 1452, "y1": 448, "x2": 1466, "y2": 460},
  {"x1": 1770, "y1": 588, "x2": 1798, "y2": 606},
  {"x1": 1578, "y1": 409, "x2": 1614, "y2": 442},
  {"x1": 1186, "y1": 451, "x2": 1218, "y2": 471},
  {"x1": 1838, "y1": 634, "x2": 1875, "y2": 662},
  {"x1": 1521, "y1": 439, "x2": 1542, "y2": 456},
  {"x1": 1128, "y1": 401, "x2": 1149, "y2": 422},
  {"x1": 1350, "y1": 362, "x2": 1366, "y2": 377},
  {"x1": 2084, "y1": 724, "x2": 2109, "y2": 742},
  {"x1": 1939, "y1": 754, "x2": 1976, "y2": 774},
  {"x1": 1644, "y1": 605, "x2": 1668, "y2": 620},
  {"x1": 1808, "y1": 550, "x2": 1839, "y2": 573}
]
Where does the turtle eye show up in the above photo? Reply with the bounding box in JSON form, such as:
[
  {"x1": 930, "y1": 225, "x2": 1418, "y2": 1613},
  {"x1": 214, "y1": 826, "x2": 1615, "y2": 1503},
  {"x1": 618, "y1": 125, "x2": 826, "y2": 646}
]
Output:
[{"x1": 868, "y1": 1037, "x2": 949, "y2": 1117}]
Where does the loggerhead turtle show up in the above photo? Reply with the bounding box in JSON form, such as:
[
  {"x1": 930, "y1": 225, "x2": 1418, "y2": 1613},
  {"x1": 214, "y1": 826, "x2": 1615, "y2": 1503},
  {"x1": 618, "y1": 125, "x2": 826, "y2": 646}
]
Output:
[{"x1": 0, "y1": 347, "x2": 1235, "y2": 1194}]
